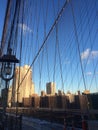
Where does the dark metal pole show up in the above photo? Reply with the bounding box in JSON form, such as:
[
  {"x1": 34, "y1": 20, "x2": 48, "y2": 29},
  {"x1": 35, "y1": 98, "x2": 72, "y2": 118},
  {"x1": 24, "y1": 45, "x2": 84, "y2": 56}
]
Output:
[{"x1": 2, "y1": 80, "x2": 8, "y2": 129}]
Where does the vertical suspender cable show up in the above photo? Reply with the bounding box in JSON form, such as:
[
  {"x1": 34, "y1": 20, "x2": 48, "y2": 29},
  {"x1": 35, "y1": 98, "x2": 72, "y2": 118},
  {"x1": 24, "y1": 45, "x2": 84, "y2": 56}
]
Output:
[
  {"x1": 18, "y1": 0, "x2": 68, "y2": 89},
  {"x1": 69, "y1": 1, "x2": 87, "y2": 90}
]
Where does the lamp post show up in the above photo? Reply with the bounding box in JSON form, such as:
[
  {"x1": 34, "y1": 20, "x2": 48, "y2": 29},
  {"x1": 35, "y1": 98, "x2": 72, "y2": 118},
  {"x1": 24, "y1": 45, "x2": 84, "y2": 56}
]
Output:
[{"x1": 0, "y1": 48, "x2": 19, "y2": 129}]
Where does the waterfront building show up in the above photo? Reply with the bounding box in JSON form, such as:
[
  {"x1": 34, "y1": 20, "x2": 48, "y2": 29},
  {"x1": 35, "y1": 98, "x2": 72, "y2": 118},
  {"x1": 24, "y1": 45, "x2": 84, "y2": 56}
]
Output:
[
  {"x1": 46, "y1": 82, "x2": 56, "y2": 95},
  {"x1": 83, "y1": 90, "x2": 90, "y2": 94},
  {"x1": 7, "y1": 87, "x2": 12, "y2": 107},
  {"x1": 41, "y1": 90, "x2": 46, "y2": 96},
  {"x1": 12, "y1": 65, "x2": 35, "y2": 105}
]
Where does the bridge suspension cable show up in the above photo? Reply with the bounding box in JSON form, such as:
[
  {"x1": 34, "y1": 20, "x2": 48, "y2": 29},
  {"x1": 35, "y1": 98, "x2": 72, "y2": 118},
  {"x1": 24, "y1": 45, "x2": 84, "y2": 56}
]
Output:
[
  {"x1": 17, "y1": 0, "x2": 68, "y2": 90},
  {"x1": 1, "y1": 0, "x2": 98, "y2": 95}
]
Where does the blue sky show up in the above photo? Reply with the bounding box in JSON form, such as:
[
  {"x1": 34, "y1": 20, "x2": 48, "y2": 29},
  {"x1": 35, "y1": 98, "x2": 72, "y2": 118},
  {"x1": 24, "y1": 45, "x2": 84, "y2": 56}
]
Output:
[
  {"x1": 0, "y1": 0, "x2": 7, "y2": 92},
  {"x1": 0, "y1": 0, "x2": 7, "y2": 42},
  {"x1": 0, "y1": 0, "x2": 98, "y2": 94}
]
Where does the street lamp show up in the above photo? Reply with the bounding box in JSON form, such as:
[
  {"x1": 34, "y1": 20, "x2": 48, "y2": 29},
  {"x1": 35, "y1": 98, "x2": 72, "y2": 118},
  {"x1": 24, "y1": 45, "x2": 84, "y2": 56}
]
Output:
[
  {"x1": 0, "y1": 48, "x2": 19, "y2": 80},
  {"x1": 0, "y1": 48, "x2": 19, "y2": 129}
]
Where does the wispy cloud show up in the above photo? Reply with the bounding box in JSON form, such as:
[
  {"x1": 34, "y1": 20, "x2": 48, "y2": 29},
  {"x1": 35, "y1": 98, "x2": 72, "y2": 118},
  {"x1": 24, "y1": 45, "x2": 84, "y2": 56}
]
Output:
[
  {"x1": 81, "y1": 48, "x2": 98, "y2": 60},
  {"x1": 86, "y1": 71, "x2": 98, "y2": 76},
  {"x1": 85, "y1": 71, "x2": 92, "y2": 76},
  {"x1": 18, "y1": 23, "x2": 33, "y2": 34}
]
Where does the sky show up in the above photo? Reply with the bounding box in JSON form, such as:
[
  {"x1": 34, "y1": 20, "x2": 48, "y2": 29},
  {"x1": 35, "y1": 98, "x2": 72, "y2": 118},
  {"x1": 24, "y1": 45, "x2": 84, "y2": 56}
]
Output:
[
  {"x1": 0, "y1": 0, "x2": 98, "y2": 94},
  {"x1": 0, "y1": 0, "x2": 7, "y2": 42},
  {"x1": 0, "y1": 0, "x2": 7, "y2": 93}
]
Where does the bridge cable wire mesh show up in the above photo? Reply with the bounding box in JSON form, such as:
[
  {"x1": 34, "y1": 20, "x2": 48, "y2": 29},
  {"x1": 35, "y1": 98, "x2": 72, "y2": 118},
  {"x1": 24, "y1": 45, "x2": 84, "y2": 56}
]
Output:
[{"x1": 17, "y1": 0, "x2": 68, "y2": 90}]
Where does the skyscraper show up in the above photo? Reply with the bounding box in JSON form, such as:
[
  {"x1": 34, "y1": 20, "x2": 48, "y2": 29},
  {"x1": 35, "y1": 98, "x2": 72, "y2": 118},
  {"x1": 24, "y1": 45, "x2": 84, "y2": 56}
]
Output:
[
  {"x1": 46, "y1": 82, "x2": 56, "y2": 95},
  {"x1": 12, "y1": 65, "x2": 34, "y2": 105}
]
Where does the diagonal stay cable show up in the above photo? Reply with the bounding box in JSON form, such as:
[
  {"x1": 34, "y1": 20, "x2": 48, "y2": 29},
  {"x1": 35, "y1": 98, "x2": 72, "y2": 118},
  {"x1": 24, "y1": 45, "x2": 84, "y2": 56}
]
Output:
[
  {"x1": 17, "y1": 0, "x2": 24, "y2": 92},
  {"x1": 18, "y1": 0, "x2": 68, "y2": 89},
  {"x1": 7, "y1": 0, "x2": 19, "y2": 51},
  {"x1": 69, "y1": 0, "x2": 87, "y2": 90}
]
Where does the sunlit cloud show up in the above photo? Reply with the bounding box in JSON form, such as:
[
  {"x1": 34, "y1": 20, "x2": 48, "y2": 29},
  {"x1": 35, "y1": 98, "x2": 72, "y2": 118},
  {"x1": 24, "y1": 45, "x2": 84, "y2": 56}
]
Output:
[
  {"x1": 81, "y1": 49, "x2": 90, "y2": 60},
  {"x1": 85, "y1": 72, "x2": 92, "y2": 76},
  {"x1": 18, "y1": 23, "x2": 33, "y2": 34},
  {"x1": 86, "y1": 71, "x2": 98, "y2": 76},
  {"x1": 81, "y1": 48, "x2": 98, "y2": 60}
]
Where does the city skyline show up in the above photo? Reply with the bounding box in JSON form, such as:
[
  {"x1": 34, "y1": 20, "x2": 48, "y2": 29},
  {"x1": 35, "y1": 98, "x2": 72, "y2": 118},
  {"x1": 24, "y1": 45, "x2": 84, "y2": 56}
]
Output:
[{"x1": 9, "y1": 64, "x2": 91, "y2": 98}]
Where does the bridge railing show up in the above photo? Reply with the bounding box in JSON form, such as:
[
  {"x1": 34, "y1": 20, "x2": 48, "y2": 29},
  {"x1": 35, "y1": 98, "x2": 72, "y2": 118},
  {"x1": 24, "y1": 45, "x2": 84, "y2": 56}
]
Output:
[{"x1": 0, "y1": 112, "x2": 22, "y2": 130}]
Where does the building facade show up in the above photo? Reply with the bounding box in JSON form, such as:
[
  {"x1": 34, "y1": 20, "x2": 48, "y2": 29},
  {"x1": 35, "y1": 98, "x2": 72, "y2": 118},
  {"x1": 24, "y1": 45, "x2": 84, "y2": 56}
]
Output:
[
  {"x1": 12, "y1": 65, "x2": 34, "y2": 105},
  {"x1": 46, "y1": 82, "x2": 56, "y2": 95}
]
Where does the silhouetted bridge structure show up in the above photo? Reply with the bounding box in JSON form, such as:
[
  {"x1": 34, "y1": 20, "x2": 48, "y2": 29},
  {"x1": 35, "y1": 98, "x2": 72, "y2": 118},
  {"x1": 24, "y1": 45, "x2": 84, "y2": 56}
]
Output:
[
  {"x1": 0, "y1": 107, "x2": 98, "y2": 129},
  {"x1": 4, "y1": 107, "x2": 98, "y2": 123}
]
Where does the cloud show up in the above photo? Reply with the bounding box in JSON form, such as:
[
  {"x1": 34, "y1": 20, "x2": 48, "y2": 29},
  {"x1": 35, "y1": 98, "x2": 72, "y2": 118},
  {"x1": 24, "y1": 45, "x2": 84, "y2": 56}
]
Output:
[
  {"x1": 81, "y1": 49, "x2": 90, "y2": 60},
  {"x1": 91, "y1": 51, "x2": 98, "y2": 58},
  {"x1": 81, "y1": 48, "x2": 98, "y2": 60},
  {"x1": 86, "y1": 71, "x2": 98, "y2": 76},
  {"x1": 85, "y1": 72, "x2": 92, "y2": 76},
  {"x1": 18, "y1": 23, "x2": 33, "y2": 34}
]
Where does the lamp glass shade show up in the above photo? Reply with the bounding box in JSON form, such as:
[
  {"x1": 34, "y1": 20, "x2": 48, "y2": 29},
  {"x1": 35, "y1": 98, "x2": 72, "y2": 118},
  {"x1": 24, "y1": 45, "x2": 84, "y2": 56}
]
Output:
[{"x1": 5, "y1": 65, "x2": 12, "y2": 75}]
